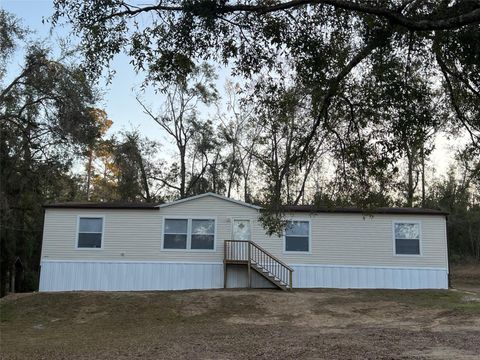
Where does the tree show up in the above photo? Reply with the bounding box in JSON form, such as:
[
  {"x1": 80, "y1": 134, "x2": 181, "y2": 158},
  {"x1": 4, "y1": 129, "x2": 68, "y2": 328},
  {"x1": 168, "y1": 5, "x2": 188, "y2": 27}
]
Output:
[
  {"x1": 251, "y1": 82, "x2": 328, "y2": 233},
  {"x1": 85, "y1": 137, "x2": 119, "y2": 202},
  {"x1": 138, "y1": 63, "x2": 218, "y2": 198},
  {"x1": 84, "y1": 131, "x2": 163, "y2": 203},
  {"x1": 51, "y1": 1, "x2": 479, "y2": 150},
  {"x1": 217, "y1": 80, "x2": 258, "y2": 200},
  {"x1": 0, "y1": 10, "x2": 102, "y2": 295},
  {"x1": 356, "y1": 36, "x2": 442, "y2": 207},
  {"x1": 51, "y1": 1, "x2": 480, "y2": 82},
  {"x1": 426, "y1": 167, "x2": 480, "y2": 261},
  {"x1": 114, "y1": 131, "x2": 163, "y2": 202},
  {"x1": 85, "y1": 108, "x2": 113, "y2": 200},
  {"x1": 188, "y1": 120, "x2": 225, "y2": 195}
]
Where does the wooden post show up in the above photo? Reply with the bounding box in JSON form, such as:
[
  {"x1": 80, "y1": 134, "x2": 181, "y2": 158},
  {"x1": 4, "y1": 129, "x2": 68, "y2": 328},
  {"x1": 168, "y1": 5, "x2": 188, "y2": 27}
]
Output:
[
  {"x1": 224, "y1": 262, "x2": 227, "y2": 289},
  {"x1": 224, "y1": 241, "x2": 227, "y2": 289},
  {"x1": 247, "y1": 242, "x2": 251, "y2": 289},
  {"x1": 289, "y1": 270, "x2": 293, "y2": 290}
]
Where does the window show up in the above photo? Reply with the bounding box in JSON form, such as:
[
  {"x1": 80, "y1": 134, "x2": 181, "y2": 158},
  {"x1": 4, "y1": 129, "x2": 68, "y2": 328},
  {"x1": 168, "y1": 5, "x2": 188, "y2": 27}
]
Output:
[
  {"x1": 285, "y1": 220, "x2": 310, "y2": 252},
  {"x1": 163, "y1": 218, "x2": 215, "y2": 250},
  {"x1": 164, "y1": 219, "x2": 188, "y2": 249},
  {"x1": 191, "y1": 219, "x2": 215, "y2": 249},
  {"x1": 77, "y1": 217, "x2": 103, "y2": 248},
  {"x1": 394, "y1": 222, "x2": 420, "y2": 255}
]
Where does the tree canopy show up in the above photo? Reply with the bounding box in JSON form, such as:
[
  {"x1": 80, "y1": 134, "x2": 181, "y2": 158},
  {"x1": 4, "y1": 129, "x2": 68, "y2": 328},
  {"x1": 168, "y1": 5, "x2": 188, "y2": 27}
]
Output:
[
  {"x1": 51, "y1": 0, "x2": 479, "y2": 168},
  {"x1": 0, "y1": 9, "x2": 102, "y2": 295}
]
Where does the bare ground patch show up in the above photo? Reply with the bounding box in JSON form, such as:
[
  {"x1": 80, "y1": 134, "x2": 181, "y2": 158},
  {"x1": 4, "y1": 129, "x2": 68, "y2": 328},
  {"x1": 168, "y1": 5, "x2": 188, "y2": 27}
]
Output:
[
  {"x1": 1, "y1": 286, "x2": 479, "y2": 360},
  {"x1": 451, "y1": 264, "x2": 480, "y2": 292}
]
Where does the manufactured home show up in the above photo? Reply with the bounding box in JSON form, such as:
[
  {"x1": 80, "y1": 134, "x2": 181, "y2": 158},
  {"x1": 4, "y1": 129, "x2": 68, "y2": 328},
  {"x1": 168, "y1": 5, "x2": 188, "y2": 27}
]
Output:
[{"x1": 39, "y1": 193, "x2": 449, "y2": 291}]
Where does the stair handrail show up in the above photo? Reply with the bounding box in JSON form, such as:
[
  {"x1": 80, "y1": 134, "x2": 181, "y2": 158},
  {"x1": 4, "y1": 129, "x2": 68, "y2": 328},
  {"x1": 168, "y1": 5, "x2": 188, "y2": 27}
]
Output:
[
  {"x1": 224, "y1": 240, "x2": 294, "y2": 289},
  {"x1": 247, "y1": 241, "x2": 294, "y2": 272}
]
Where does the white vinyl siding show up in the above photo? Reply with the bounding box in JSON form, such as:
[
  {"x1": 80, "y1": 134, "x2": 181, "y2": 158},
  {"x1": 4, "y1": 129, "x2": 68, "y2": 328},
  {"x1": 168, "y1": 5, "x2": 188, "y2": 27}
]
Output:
[{"x1": 40, "y1": 195, "x2": 448, "y2": 269}]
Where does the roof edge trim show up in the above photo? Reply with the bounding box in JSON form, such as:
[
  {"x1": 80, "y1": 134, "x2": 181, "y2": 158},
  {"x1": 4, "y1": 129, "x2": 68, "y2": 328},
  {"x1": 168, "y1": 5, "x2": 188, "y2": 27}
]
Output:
[{"x1": 158, "y1": 192, "x2": 262, "y2": 210}]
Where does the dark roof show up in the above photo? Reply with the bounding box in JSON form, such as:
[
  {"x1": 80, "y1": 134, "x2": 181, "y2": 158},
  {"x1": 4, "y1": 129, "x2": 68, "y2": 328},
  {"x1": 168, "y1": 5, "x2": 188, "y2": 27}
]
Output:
[
  {"x1": 43, "y1": 202, "x2": 159, "y2": 210},
  {"x1": 43, "y1": 200, "x2": 448, "y2": 215},
  {"x1": 281, "y1": 205, "x2": 448, "y2": 216}
]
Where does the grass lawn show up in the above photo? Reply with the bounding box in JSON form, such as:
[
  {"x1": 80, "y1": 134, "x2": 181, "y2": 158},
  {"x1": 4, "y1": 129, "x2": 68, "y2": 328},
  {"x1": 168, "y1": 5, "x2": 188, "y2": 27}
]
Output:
[{"x1": 1, "y1": 265, "x2": 479, "y2": 359}]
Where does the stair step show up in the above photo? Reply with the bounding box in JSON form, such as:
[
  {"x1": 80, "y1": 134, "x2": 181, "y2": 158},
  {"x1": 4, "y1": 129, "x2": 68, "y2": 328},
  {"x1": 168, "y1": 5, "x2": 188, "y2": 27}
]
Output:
[
  {"x1": 251, "y1": 265, "x2": 285, "y2": 283},
  {"x1": 224, "y1": 241, "x2": 293, "y2": 290}
]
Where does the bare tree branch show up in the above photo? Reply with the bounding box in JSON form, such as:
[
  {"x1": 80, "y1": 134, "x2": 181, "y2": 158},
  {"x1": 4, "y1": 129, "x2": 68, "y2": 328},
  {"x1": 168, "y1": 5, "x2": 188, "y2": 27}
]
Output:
[
  {"x1": 434, "y1": 35, "x2": 480, "y2": 147},
  {"x1": 99, "y1": 0, "x2": 480, "y2": 31},
  {"x1": 295, "y1": 38, "x2": 382, "y2": 165}
]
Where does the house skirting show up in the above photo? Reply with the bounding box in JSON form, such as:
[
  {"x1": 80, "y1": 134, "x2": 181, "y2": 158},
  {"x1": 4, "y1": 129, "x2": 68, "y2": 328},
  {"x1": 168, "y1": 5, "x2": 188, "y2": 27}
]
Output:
[
  {"x1": 292, "y1": 264, "x2": 448, "y2": 289},
  {"x1": 39, "y1": 260, "x2": 448, "y2": 292}
]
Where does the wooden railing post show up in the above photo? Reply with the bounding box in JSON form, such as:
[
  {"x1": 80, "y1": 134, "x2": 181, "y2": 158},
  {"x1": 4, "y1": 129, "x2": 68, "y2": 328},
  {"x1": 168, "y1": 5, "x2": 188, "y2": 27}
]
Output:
[
  {"x1": 224, "y1": 240, "x2": 294, "y2": 291},
  {"x1": 247, "y1": 242, "x2": 251, "y2": 288},
  {"x1": 224, "y1": 240, "x2": 227, "y2": 289}
]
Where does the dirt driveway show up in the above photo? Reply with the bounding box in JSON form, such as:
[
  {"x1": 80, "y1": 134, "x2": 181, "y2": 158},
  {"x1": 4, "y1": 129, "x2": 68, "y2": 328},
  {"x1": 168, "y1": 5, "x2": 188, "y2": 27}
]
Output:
[{"x1": 1, "y1": 268, "x2": 479, "y2": 359}]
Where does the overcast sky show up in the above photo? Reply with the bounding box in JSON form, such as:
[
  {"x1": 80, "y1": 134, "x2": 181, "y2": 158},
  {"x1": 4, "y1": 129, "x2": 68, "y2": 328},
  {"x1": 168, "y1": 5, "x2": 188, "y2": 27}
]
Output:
[{"x1": 3, "y1": 0, "x2": 463, "y2": 178}]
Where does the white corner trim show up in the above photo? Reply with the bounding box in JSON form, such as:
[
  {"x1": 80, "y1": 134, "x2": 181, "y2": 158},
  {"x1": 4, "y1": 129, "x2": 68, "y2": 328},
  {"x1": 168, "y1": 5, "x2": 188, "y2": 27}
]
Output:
[
  {"x1": 443, "y1": 216, "x2": 449, "y2": 275},
  {"x1": 157, "y1": 192, "x2": 261, "y2": 210}
]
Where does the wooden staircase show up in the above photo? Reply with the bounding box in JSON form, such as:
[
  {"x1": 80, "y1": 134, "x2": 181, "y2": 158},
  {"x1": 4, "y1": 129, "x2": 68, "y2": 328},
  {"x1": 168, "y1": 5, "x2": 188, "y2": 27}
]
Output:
[{"x1": 224, "y1": 240, "x2": 293, "y2": 291}]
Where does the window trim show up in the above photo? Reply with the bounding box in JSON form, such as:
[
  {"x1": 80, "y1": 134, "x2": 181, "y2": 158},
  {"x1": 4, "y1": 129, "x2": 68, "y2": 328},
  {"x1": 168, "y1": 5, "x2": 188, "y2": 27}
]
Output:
[
  {"x1": 75, "y1": 215, "x2": 105, "y2": 250},
  {"x1": 392, "y1": 220, "x2": 422, "y2": 256},
  {"x1": 161, "y1": 216, "x2": 217, "y2": 252},
  {"x1": 283, "y1": 218, "x2": 312, "y2": 254}
]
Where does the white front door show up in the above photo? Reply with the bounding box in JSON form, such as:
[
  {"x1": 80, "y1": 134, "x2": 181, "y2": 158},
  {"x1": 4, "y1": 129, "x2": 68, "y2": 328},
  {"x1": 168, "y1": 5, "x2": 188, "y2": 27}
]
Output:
[{"x1": 232, "y1": 219, "x2": 251, "y2": 241}]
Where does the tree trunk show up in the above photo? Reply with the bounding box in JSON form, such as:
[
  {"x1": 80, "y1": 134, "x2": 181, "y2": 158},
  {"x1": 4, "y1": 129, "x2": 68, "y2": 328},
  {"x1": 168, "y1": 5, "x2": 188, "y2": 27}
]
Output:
[
  {"x1": 0, "y1": 124, "x2": 10, "y2": 296},
  {"x1": 136, "y1": 149, "x2": 151, "y2": 202},
  {"x1": 179, "y1": 146, "x2": 186, "y2": 198},
  {"x1": 86, "y1": 148, "x2": 93, "y2": 201},
  {"x1": 421, "y1": 144, "x2": 426, "y2": 207},
  {"x1": 227, "y1": 144, "x2": 236, "y2": 198},
  {"x1": 294, "y1": 153, "x2": 318, "y2": 205},
  {"x1": 406, "y1": 149, "x2": 414, "y2": 207},
  {"x1": 0, "y1": 232, "x2": 9, "y2": 296},
  {"x1": 242, "y1": 157, "x2": 252, "y2": 203},
  {"x1": 285, "y1": 170, "x2": 291, "y2": 204},
  {"x1": 272, "y1": 173, "x2": 282, "y2": 210},
  {"x1": 227, "y1": 177, "x2": 233, "y2": 198}
]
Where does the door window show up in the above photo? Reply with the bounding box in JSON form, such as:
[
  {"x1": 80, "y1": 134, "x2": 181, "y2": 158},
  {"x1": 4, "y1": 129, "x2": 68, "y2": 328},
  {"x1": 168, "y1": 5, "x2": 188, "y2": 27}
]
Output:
[{"x1": 233, "y1": 220, "x2": 251, "y2": 241}]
